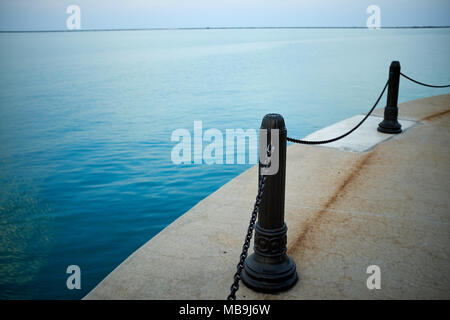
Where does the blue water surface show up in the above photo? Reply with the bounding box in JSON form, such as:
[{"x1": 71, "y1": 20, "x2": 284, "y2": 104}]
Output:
[{"x1": 0, "y1": 28, "x2": 449, "y2": 299}]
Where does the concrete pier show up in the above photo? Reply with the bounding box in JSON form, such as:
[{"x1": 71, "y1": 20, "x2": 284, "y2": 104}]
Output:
[{"x1": 85, "y1": 94, "x2": 450, "y2": 300}]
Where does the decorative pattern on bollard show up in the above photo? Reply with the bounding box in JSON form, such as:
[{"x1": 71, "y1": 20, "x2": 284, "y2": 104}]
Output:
[
  {"x1": 241, "y1": 113, "x2": 298, "y2": 293},
  {"x1": 378, "y1": 61, "x2": 402, "y2": 134}
]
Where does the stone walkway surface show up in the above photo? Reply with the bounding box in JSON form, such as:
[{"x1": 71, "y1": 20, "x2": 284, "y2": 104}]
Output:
[{"x1": 85, "y1": 94, "x2": 450, "y2": 300}]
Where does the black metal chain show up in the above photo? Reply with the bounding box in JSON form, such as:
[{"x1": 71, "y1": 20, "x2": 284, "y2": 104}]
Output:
[
  {"x1": 227, "y1": 70, "x2": 450, "y2": 300},
  {"x1": 227, "y1": 175, "x2": 267, "y2": 300},
  {"x1": 228, "y1": 79, "x2": 389, "y2": 299},
  {"x1": 400, "y1": 72, "x2": 450, "y2": 88},
  {"x1": 286, "y1": 78, "x2": 389, "y2": 145}
]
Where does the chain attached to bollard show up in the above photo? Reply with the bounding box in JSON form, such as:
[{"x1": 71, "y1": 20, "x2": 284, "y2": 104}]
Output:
[
  {"x1": 227, "y1": 175, "x2": 267, "y2": 300},
  {"x1": 227, "y1": 61, "x2": 450, "y2": 300},
  {"x1": 227, "y1": 79, "x2": 389, "y2": 300}
]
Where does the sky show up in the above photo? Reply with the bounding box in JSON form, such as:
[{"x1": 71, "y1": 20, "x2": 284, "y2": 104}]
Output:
[{"x1": 0, "y1": 0, "x2": 449, "y2": 31}]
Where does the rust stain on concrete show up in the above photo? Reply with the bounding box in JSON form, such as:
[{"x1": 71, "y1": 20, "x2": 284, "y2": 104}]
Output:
[
  {"x1": 421, "y1": 109, "x2": 450, "y2": 122},
  {"x1": 288, "y1": 152, "x2": 374, "y2": 255}
]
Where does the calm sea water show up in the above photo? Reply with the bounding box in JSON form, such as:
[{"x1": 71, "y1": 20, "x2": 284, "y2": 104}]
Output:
[{"x1": 0, "y1": 28, "x2": 449, "y2": 299}]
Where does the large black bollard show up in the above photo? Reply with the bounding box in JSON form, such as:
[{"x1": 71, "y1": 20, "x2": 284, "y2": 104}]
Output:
[
  {"x1": 241, "y1": 113, "x2": 298, "y2": 293},
  {"x1": 378, "y1": 61, "x2": 402, "y2": 134}
]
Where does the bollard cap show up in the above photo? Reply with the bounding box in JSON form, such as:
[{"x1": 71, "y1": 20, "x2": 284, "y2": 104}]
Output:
[
  {"x1": 260, "y1": 113, "x2": 286, "y2": 131},
  {"x1": 390, "y1": 61, "x2": 401, "y2": 71}
]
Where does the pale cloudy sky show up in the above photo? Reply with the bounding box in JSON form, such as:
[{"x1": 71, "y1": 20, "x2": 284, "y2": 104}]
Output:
[{"x1": 0, "y1": 0, "x2": 449, "y2": 31}]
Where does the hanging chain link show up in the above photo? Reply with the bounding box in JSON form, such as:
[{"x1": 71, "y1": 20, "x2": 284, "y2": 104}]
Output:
[
  {"x1": 227, "y1": 79, "x2": 388, "y2": 300},
  {"x1": 226, "y1": 69, "x2": 450, "y2": 300},
  {"x1": 227, "y1": 175, "x2": 267, "y2": 300},
  {"x1": 287, "y1": 78, "x2": 389, "y2": 145},
  {"x1": 400, "y1": 72, "x2": 450, "y2": 88}
]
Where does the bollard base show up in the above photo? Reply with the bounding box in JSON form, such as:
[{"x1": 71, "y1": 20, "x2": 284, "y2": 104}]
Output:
[
  {"x1": 377, "y1": 119, "x2": 402, "y2": 134},
  {"x1": 241, "y1": 253, "x2": 298, "y2": 294}
]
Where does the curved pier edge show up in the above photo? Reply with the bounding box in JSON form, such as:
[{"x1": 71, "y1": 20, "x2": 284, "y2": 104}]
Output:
[{"x1": 85, "y1": 93, "x2": 450, "y2": 300}]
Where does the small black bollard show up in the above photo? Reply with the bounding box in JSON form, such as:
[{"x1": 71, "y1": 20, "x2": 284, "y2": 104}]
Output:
[
  {"x1": 378, "y1": 61, "x2": 402, "y2": 134},
  {"x1": 241, "y1": 113, "x2": 298, "y2": 293}
]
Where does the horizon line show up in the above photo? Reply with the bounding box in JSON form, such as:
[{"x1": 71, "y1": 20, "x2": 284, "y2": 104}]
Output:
[{"x1": 1, "y1": 26, "x2": 450, "y2": 33}]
